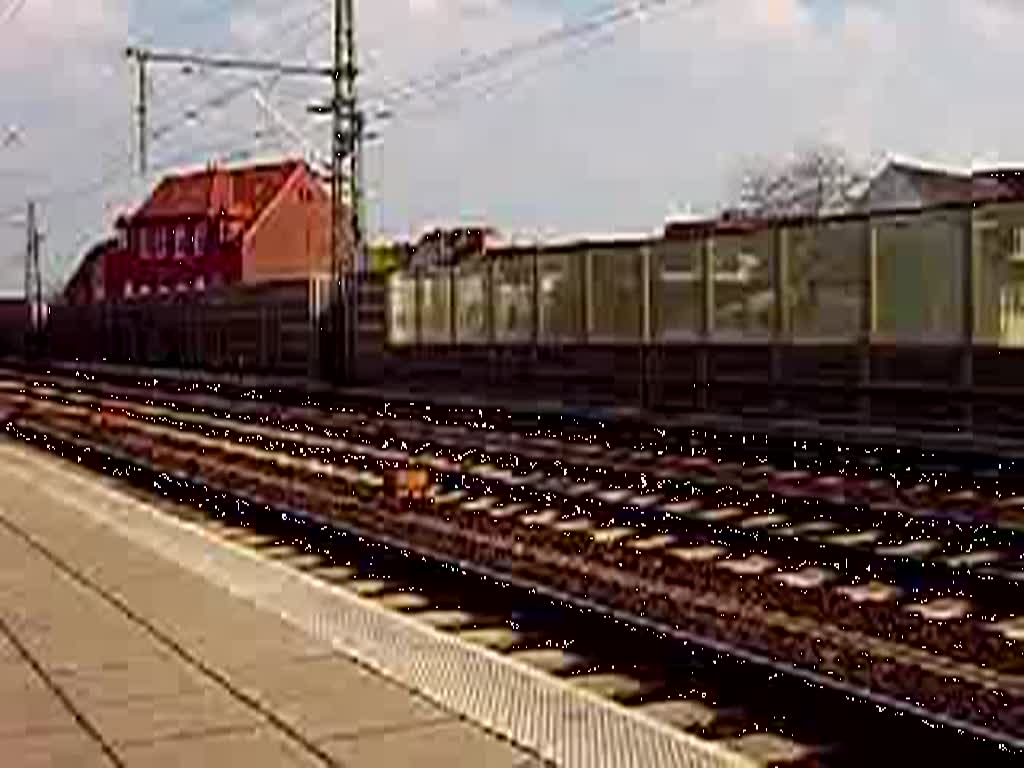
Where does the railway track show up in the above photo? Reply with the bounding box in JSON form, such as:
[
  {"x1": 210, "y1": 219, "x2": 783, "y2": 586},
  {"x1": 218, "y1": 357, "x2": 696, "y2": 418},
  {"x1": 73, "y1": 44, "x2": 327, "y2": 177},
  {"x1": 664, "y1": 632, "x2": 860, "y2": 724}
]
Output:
[
  {"x1": 11, "y1": 372, "x2": 1024, "y2": 600},
  {"x1": 25, "y1": 361, "x2": 1024, "y2": 474},
  {"x1": 3, "y1": 420, "x2": 1018, "y2": 768},
  {"x1": 9, "y1": 379, "x2": 1024, "y2": 630},
  {"x1": 11, "y1": 366, "x2": 1024, "y2": 528},
  {"x1": 1, "y1": 375, "x2": 1023, "y2": 758}
]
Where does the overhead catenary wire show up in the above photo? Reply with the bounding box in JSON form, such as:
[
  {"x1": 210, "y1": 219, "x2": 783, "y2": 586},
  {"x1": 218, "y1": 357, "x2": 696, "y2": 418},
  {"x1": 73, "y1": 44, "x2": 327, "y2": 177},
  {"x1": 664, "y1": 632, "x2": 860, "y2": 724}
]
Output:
[
  {"x1": 152, "y1": 0, "x2": 688, "y2": 161},
  {"x1": 390, "y1": 0, "x2": 694, "y2": 125},
  {"x1": 0, "y1": 150, "x2": 135, "y2": 222},
  {"x1": 0, "y1": 3, "x2": 333, "y2": 288},
  {"x1": 266, "y1": 0, "x2": 693, "y2": 155},
  {"x1": 267, "y1": 0, "x2": 696, "y2": 165},
  {"x1": 362, "y1": 0, "x2": 679, "y2": 113},
  {"x1": 1, "y1": 4, "x2": 326, "y2": 221},
  {"x1": 6, "y1": 0, "x2": 692, "y2": 282},
  {"x1": 3, "y1": 0, "x2": 680, "y2": 224},
  {"x1": 145, "y1": 4, "x2": 331, "y2": 150}
]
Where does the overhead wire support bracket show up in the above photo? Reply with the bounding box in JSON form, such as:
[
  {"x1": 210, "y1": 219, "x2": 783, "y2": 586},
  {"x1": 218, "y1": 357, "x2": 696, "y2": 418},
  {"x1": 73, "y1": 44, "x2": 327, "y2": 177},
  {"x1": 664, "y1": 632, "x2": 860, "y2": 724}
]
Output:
[
  {"x1": 124, "y1": 46, "x2": 335, "y2": 79},
  {"x1": 123, "y1": 43, "x2": 343, "y2": 182}
]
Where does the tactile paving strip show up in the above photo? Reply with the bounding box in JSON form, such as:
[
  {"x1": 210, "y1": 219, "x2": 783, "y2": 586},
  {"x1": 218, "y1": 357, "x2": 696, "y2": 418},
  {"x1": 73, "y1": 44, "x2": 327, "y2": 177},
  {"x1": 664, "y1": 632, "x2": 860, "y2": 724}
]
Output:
[{"x1": 8, "y1": 446, "x2": 753, "y2": 768}]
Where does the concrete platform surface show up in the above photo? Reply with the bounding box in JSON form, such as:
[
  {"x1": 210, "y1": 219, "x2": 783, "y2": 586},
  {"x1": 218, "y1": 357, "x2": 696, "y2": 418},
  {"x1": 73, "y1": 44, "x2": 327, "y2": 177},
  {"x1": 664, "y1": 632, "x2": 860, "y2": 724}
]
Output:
[
  {"x1": 0, "y1": 442, "x2": 539, "y2": 767},
  {"x1": 0, "y1": 437, "x2": 751, "y2": 768}
]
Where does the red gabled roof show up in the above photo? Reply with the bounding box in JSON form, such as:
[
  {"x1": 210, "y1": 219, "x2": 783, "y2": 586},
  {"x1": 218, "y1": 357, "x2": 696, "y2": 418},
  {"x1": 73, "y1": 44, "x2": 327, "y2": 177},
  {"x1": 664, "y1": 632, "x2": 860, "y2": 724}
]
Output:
[{"x1": 130, "y1": 158, "x2": 303, "y2": 225}]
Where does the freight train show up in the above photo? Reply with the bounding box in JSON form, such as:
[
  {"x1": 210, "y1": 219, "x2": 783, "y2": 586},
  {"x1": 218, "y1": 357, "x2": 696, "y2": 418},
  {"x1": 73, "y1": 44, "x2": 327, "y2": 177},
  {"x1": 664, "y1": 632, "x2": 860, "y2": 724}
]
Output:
[{"x1": 11, "y1": 197, "x2": 1024, "y2": 448}]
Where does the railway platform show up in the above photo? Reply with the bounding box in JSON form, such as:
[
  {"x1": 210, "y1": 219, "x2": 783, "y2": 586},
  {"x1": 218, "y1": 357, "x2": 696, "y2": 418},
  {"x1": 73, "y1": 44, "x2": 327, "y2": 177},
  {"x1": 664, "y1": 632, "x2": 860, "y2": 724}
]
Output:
[{"x1": 0, "y1": 438, "x2": 749, "y2": 768}]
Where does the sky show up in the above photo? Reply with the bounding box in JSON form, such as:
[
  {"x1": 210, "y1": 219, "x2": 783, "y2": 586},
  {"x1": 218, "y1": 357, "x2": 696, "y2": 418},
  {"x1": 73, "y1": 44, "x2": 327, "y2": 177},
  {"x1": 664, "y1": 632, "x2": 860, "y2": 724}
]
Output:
[{"x1": 1, "y1": 0, "x2": 1023, "y2": 294}]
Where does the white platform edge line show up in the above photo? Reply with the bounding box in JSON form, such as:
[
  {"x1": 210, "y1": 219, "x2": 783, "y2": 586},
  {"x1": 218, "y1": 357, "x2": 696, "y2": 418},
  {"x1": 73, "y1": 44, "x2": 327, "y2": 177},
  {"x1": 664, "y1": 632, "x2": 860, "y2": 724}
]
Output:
[{"x1": 1, "y1": 442, "x2": 754, "y2": 768}]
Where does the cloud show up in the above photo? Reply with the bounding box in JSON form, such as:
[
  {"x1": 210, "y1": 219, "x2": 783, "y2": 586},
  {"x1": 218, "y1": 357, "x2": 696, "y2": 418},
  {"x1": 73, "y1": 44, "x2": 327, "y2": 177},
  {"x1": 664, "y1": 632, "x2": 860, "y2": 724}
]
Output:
[
  {"x1": 408, "y1": 0, "x2": 441, "y2": 16},
  {"x1": 364, "y1": 0, "x2": 1024, "y2": 234},
  {"x1": 0, "y1": 0, "x2": 134, "y2": 291},
  {"x1": 6, "y1": 0, "x2": 1024, "y2": 294}
]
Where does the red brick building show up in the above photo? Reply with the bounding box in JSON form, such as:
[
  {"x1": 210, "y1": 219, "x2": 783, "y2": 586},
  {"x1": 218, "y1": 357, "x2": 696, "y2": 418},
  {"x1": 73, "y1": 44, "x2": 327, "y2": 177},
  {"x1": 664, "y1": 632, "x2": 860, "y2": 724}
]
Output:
[{"x1": 75, "y1": 158, "x2": 342, "y2": 303}]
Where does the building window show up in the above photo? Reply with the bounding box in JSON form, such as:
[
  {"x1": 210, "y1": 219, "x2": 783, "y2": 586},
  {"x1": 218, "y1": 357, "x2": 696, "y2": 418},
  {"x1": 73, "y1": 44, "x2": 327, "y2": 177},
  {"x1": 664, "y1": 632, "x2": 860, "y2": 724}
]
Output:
[
  {"x1": 1012, "y1": 227, "x2": 1024, "y2": 262},
  {"x1": 143, "y1": 228, "x2": 155, "y2": 259},
  {"x1": 155, "y1": 227, "x2": 165, "y2": 259},
  {"x1": 157, "y1": 283, "x2": 169, "y2": 296},
  {"x1": 195, "y1": 221, "x2": 207, "y2": 256},
  {"x1": 194, "y1": 275, "x2": 206, "y2": 292},
  {"x1": 117, "y1": 228, "x2": 128, "y2": 250},
  {"x1": 175, "y1": 225, "x2": 188, "y2": 258},
  {"x1": 176, "y1": 281, "x2": 188, "y2": 293},
  {"x1": 139, "y1": 284, "x2": 151, "y2": 296},
  {"x1": 124, "y1": 281, "x2": 134, "y2": 299}
]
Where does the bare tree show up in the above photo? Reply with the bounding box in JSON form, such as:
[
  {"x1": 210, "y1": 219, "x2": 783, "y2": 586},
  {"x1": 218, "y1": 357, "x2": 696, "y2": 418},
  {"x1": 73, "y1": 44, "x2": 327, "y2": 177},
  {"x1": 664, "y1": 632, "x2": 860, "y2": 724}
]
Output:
[{"x1": 731, "y1": 143, "x2": 869, "y2": 219}]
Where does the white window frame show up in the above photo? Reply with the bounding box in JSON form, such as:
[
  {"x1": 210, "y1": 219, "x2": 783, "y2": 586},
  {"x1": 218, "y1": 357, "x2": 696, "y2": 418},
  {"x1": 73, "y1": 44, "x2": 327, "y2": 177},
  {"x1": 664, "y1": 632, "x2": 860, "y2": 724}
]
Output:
[
  {"x1": 194, "y1": 220, "x2": 207, "y2": 257},
  {"x1": 1011, "y1": 227, "x2": 1024, "y2": 263},
  {"x1": 154, "y1": 227, "x2": 165, "y2": 259},
  {"x1": 175, "y1": 224, "x2": 188, "y2": 258}
]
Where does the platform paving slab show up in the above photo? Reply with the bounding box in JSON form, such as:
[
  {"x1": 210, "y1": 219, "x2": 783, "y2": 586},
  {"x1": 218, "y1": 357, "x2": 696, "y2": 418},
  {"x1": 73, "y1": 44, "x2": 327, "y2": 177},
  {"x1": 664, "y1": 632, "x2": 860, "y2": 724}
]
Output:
[
  {"x1": 117, "y1": 726, "x2": 324, "y2": 767},
  {"x1": 0, "y1": 437, "x2": 753, "y2": 768},
  {"x1": 320, "y1": 718, "x2": 544, "y2": 768},
  {"x1": 0, "y1": 633, "x2": 20, "y2": 662},
  {"x1": 0, "y1": 728, "x2": 112, "y2": 768},
  {"x1": 47, "y1": 655, "x2": 213, "y2": 710},
  {"x1": 0, "y1": 440, "x2": 553, "y2": 767},
  {"x1": 82, "y1": 686, "x2": 261, "y2": 749},
  {"x1": 0, "y1": 661, "x2": 80, "y2": 740},
  {"x1": 9, "y1": 620, "x2": 171, "y2": 678},
  {"x1": 225, "y1": 655, "x2": 451, "y2": 741}
]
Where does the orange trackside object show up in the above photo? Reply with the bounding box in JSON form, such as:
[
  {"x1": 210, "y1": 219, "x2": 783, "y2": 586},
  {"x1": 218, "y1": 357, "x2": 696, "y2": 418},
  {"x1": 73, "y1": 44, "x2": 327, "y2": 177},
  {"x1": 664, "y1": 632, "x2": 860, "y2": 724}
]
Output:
[
  {"x1": 407, "y1": 467, "x2": 430, "y2": 500},
  {"x1": 384, "y1": 466, "x2": 431, "y2": 509}
]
